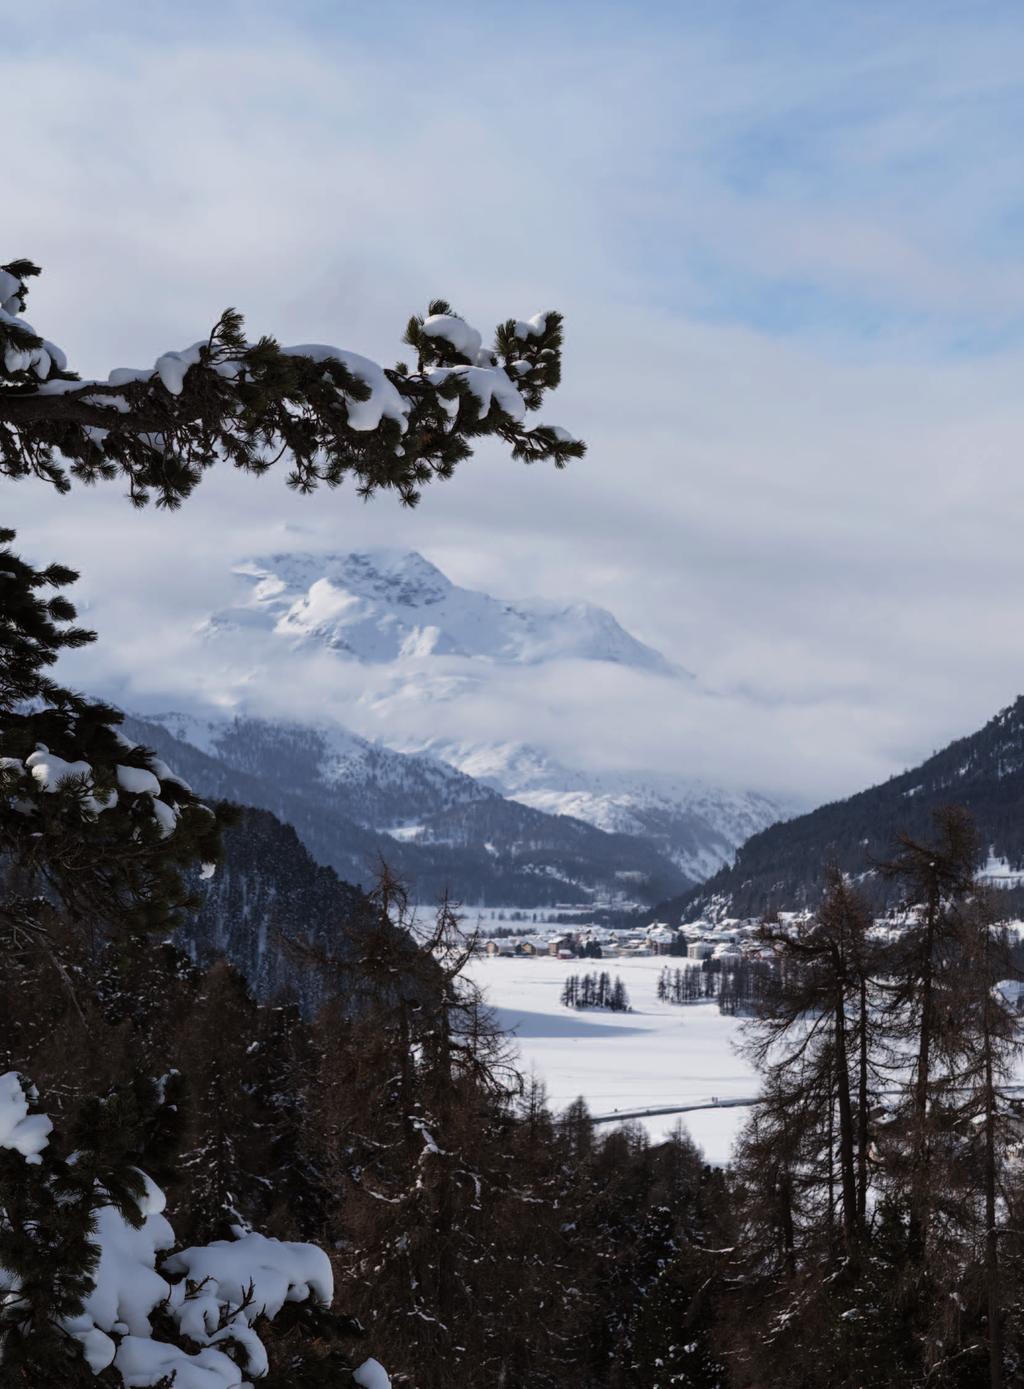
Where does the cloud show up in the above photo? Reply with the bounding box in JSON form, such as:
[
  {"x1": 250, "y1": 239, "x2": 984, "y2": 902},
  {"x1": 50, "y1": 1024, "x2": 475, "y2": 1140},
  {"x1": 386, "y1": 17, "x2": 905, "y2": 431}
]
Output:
[{"x1": 6, "y1": 1, "x2": 1024, "y2": 807}]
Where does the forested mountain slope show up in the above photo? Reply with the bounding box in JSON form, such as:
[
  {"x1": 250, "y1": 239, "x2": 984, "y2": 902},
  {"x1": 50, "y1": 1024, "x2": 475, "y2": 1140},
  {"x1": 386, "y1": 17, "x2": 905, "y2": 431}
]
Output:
[
  {"x1": 183, "y1": 806, "x2": 367, "y2": 1008},
  {"x1": 655, "y1": 695, "x2": 1024, "y2": 921}
]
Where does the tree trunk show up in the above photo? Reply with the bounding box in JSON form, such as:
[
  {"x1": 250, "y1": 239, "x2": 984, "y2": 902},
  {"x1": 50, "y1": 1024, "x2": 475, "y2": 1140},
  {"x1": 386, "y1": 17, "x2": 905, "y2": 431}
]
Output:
[
  {"x1": 397, "y1": 1002, "x2": 418, "y2": 1160},
  {"x1": 779, "y1": 1167, "x2": 796, "y2": 1278},
  {"x1": 826, "y1": 1062, "x2": 836, "y2": 1250},
  {"x1": 834, "y1": 995, "x2": 858, "y2": 1243},
  {"x1": 984, "y1": 1009, "x2": 1004, "y2": 1389},
  {"x1": 857, "y1": 976, "x2": 869, "y2": 1225},
  {"x1": 909, "y1": 891, "x2": 937, "y2": 1260}
]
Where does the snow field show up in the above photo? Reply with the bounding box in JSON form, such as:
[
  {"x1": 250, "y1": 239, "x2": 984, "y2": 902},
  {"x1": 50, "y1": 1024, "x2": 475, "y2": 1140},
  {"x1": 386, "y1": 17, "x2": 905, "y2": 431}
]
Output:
[{"x1": 467, "y1": 954, "x2": 756, "y2": 1165}]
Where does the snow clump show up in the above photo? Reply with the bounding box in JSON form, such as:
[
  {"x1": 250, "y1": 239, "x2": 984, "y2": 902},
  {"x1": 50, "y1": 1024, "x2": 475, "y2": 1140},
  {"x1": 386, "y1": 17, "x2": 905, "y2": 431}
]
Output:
[
  {"x1": 421, "y1": 313, "x2": 483, "y2": 362},
  {"x1": 281, "y1": 346, "x2": 411, "y2": 433},
  {"x1": 0, "y1": 1072, "x2": 52, "y2": 1164},
  {"x1": 354, "y1": 1358, "x2": 393, "y2": 1389}
]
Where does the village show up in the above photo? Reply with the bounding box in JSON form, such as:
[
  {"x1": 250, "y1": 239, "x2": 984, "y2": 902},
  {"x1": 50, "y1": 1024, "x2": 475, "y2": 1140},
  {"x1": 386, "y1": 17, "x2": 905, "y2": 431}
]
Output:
[
  {"x1": 477, "y1": 916, "x2": 762, "y2": 963},
  {"x1": 475, "y1": 911, "x2": 1024, "y2": 1015}
]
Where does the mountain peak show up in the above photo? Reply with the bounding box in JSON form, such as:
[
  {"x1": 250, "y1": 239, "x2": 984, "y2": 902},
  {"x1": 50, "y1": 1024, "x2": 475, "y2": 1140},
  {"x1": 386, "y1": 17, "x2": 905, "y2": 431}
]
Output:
[
  {"x1": 218, "y1": 549, "x2": 679, "y2": 673},
  {"x1": 236, "y1": 549, "x2": 451, "y2": 608}
]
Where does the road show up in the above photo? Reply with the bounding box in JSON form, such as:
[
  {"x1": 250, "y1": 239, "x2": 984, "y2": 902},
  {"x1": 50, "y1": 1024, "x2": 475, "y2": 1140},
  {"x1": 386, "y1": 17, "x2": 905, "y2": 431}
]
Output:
[{"x1": 582, "y1": 1097, "x2": 759, "y2": 1126}]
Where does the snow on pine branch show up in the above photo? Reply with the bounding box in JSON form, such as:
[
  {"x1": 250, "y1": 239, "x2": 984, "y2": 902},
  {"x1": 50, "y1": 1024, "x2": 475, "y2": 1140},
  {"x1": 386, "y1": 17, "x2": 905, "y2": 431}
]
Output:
[
  {"x1": 0, "y1": 1073, "x2": 52, "y2": 1164},
  {"x1": 0, "y1": 531, "x2": 227, "y2": 940},
  {"x1": 2, "y1": 729, "x2": 207, "y2": 844},
  {"x1": 0, "y1": 260, "x2": 584, "y2": 507},
  {"x1": 0, "y1": 1074, "x2": 391, "y2": 1388}
]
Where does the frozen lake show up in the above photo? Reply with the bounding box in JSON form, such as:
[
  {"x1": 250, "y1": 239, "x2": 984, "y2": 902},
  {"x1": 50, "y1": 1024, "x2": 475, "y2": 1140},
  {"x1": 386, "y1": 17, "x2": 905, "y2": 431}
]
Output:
[{"x1": 467, "y1": 953, "x2": 757, "y2": 1165}]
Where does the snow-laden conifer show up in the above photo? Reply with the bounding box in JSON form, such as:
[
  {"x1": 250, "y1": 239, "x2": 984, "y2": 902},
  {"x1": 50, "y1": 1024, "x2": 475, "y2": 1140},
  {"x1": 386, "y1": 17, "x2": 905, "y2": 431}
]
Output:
[
  {"x1": 0, "y1": 261, "x2": 584, "y2": 508},
  {"x1": 0, "y1": 529, "x2": 228, "y2": 946},
  {"x1": 0, "y1": 1073, "x2": 387, "y2": 1387}
]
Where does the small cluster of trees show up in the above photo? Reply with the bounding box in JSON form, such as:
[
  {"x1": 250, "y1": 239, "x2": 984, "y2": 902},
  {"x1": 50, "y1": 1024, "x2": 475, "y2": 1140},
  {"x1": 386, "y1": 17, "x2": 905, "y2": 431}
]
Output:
[
  {"x1": 663, "y1": 933, "x2": 693, "y2": 957},
  {"x1": 657, "y1": 963, "x2": 716, "y2": 1004},
  {"x1": 656, "y1": 959, "x2": 777, "y2": 1013},
  {"x1": 561, "y1": 972, "x2": 631, "y2": 1011},
  {"x1": 716, "y1": 958, "x2": 778, "y2": 1015}
]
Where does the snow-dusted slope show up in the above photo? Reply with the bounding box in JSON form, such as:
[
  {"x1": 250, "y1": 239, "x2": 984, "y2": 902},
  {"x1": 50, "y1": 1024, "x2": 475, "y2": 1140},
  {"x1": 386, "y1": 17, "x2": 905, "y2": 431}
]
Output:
[
  {"x1": 148, "y1": 710, "x2": 492, "y2": 831},
  {"x1": 419, "y1": 740, "x2": 781, "y2": 881},
  {"x1": 208, "y1": 550, "x2": 679, "y2": 673},
  {"x1": 655, "y1": 694, "x2": 1024, "y2": 922},
  {"x1": 131, "y1": 713, "x2": 693, "y2": 907}
]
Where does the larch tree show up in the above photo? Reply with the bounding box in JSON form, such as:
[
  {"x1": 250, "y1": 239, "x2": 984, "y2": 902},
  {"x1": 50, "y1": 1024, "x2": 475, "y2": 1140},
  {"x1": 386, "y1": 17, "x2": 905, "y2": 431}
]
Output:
[
  {"x1": 751, "y1": 867, "x2": 880, "y2": 1249},
  {"x1": 950, "y1": 895, "x2": 1024, "y2": 1389},
  {"x1": 877, "y1": 806, "x2": 981, "y2": 1266}
]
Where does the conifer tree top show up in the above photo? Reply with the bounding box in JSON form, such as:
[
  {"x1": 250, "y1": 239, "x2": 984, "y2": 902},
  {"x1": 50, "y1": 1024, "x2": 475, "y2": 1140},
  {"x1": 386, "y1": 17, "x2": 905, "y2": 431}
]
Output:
[
  {"x1": 0, "y1": 261, "x2": 585, "y2": 508},
  {"x1": 0, "y1": 530, "x2": 227, "y2": 939}
]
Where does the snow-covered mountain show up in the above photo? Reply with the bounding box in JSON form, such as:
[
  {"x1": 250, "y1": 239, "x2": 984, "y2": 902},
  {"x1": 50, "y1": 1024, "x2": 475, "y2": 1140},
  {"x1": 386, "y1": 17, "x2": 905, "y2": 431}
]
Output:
[
  {"x1": 208, "y1": 549, "x2": 680, "y2": 673},
  {"x1": 115, "y1": 549, "x2": 784, "y2": 891}
]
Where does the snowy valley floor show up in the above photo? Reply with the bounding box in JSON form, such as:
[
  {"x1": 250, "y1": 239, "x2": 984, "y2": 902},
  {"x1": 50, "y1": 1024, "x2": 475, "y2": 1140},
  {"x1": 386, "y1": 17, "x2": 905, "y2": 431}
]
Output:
[{"x1": 466, "y1": 953, "x2": 756, "y2": 1166}]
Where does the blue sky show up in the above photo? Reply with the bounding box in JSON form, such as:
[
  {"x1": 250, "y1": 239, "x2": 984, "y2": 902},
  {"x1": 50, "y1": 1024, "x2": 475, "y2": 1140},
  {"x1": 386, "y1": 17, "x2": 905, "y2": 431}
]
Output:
[{"x1": 7, "y1": 1, "x2": 1024, "y2": 801}]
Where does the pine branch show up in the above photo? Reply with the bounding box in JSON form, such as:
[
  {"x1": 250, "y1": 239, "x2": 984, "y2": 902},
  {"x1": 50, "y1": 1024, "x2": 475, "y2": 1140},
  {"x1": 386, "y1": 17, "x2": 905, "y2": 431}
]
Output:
[{"x1": 0, "y1": 260, "x2": 585, "y2": 508}]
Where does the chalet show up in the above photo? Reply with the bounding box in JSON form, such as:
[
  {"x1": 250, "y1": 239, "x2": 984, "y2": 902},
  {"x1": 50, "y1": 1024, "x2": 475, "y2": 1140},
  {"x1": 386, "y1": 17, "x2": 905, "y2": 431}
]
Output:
[
  {"x1": 688, "y1": 941, "x2": 714, "y2": 961},
  {"x1": 548, "y1": 935, "x2": 577, "y2": 958},
  {"x1": 484, "y1": 940, "x2": 516, "y2": 957},
  {"x1": 647, "y1": 925, "x2": 679, "y2": 956}
]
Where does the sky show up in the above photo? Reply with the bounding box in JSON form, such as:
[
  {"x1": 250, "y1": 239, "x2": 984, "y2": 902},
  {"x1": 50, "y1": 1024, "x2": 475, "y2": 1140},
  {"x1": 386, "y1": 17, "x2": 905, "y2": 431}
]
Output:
[{"x1": 7, "y1": 0, "x2": 1024, "y2": 805}]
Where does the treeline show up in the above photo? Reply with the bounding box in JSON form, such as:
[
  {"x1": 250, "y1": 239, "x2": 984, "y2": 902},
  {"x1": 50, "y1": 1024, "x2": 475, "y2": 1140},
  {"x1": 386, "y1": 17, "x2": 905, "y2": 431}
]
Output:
[
  {"x1": 9, "y1": 782, "x2": 1024, "y2": 1385},
  {"x1": 561, "y1": 971, "x2": 632, "y2": 1011},
  {"x1": 657, "y1": 959, "x2": 777, "y2": 1014}
]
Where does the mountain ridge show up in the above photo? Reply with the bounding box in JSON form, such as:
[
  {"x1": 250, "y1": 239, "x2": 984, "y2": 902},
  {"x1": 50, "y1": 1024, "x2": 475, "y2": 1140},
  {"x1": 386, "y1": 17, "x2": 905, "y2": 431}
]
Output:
[
  {"x1": 650, "y1": 694, "x2": 1024, "y2": 922},
  {"x1": 415, "y1": 737, "x2": 782, "y2": 882}
]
